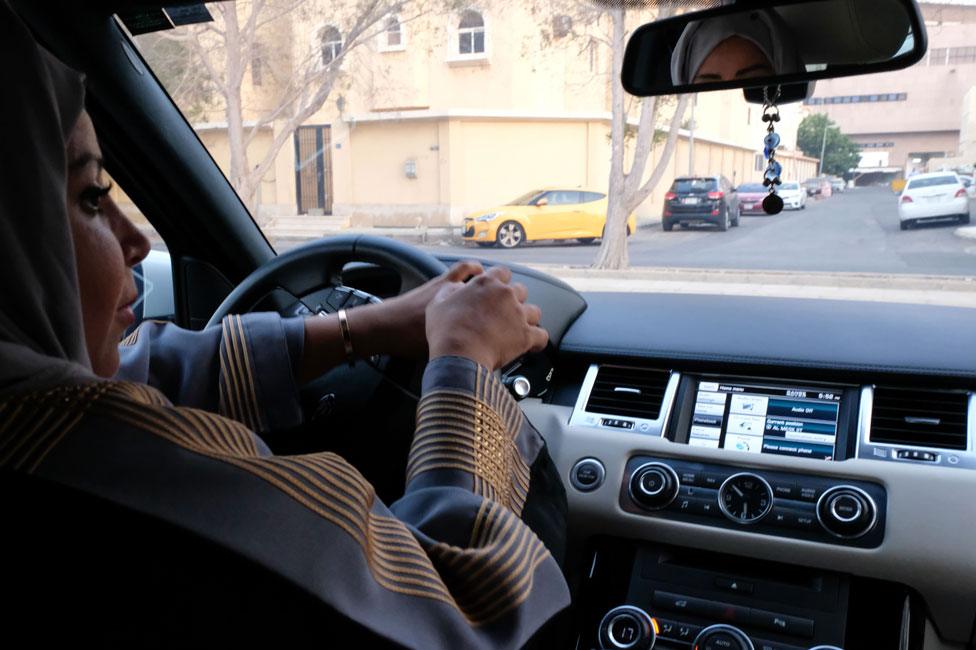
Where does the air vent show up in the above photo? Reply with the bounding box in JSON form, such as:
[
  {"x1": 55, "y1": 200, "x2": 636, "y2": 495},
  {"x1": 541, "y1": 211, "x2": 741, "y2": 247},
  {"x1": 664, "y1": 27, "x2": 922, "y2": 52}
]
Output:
[
  {"x1": 870, "y1": 387, "x2": 969, "y2": 450},
  {"x1": 584, "y1": 365, "x2": 670, "y2": 420}
]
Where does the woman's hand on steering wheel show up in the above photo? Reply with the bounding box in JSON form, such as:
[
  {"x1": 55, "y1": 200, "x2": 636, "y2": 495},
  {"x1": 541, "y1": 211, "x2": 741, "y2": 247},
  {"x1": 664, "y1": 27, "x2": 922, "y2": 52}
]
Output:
[{"x1": 299, "y1": 260, "x2": 487, "y2": 381}]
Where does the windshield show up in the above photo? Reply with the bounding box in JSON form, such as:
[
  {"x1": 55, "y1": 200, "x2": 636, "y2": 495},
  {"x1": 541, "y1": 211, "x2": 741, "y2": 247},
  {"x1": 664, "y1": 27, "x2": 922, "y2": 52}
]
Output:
[
  {"x1": 508, "y1": 191, "x2": 547, "y2": 206},
  {"x1": 672, "y1": 178, "x2": 718, "y2": 193},
  {"x1": 126, "y1": 1, "x2": 976, "y2": 308},
  {"x1": 905, "y1": 175, "x2": 960, "y2": 189},
  {"x1": 738, "y1": 184, "x2": 766, "y2": 193}
]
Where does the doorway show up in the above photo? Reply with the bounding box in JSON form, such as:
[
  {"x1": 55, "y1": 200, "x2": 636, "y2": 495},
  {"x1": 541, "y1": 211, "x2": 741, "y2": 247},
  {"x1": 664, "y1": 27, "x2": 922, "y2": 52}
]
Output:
[{"x1": 294, "y1": 125, "x2": 333, "y2": 215}]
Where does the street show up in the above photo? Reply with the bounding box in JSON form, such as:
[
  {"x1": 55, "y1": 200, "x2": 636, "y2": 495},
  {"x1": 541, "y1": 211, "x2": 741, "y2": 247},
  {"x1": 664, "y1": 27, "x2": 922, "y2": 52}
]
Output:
[{"x1": 422, "y1": 187, "x2": 976, "y2": 276}]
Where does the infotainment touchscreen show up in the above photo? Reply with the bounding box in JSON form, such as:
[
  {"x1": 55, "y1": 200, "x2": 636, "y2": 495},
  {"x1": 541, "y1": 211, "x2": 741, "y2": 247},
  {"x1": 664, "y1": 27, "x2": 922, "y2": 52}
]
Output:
[{"x1": 690, "y1": 380, "x2": 842, "y2": 460}]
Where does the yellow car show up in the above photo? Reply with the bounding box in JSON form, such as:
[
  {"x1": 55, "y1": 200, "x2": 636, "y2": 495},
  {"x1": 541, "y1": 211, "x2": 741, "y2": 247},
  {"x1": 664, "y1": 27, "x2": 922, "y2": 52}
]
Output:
[{"x1": 462, "y1": 188, "x2": 637, "y2": 248}]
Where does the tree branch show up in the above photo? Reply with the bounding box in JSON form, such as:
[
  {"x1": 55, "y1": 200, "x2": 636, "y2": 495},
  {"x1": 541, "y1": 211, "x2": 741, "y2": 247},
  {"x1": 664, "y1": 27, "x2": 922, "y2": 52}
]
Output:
[{"x1": 629, "y1": 93, "x2": 691, "y2": 211}]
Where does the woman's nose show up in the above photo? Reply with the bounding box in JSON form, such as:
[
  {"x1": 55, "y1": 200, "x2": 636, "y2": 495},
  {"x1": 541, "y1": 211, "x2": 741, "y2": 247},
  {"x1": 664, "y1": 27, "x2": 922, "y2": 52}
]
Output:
[{"x1": 108, "y1": 198, "x2": 151, "y2": 268}]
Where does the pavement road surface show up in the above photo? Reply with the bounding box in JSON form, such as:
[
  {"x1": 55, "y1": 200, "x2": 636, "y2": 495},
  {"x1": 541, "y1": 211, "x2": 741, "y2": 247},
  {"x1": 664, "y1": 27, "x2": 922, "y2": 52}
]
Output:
[{"x1": 421, "y1": 186, "x2": 976, "y2": 276}]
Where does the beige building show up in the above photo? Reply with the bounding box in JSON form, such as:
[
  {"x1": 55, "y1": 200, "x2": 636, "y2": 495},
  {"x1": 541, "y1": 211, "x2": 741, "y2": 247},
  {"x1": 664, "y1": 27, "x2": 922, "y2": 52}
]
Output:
[
  {"x1": 805, "y1": 1, "x2": 976, "y2": 180},
  {"x1": 129, "y1": 2, "x2": 816, "y2": 230}
]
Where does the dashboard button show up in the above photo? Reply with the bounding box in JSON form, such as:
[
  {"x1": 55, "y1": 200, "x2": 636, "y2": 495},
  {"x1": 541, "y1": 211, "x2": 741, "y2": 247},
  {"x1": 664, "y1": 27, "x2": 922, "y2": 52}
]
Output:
[
  {"x1": 676, "y1": 622, "x2": 702, "y2": 642},
  {"x1": 679, "y1": 470, "x2": 700, "y2": 486},
  {"x1": 817, "y1": 486, "x2": 877, "y2": 539},
  {"x1": 702, "y1": 472, "x2": 726, "y2": 489},
  {"x1": 657, "y1": 619, "x2": 678, "y2": 639},
  {"x1": 570, "y1": 458, "x2": 605, "y2": 492},
  {"x1": 781, "y1": 506, "x2": 818, "y2": 531},
  {"x1": 715, "y1": 577, "x2": 755, "y2": 595},
  {"x1": 771, "y1": 483, "x2": 798, "y2": 499},
  {"x1": 630, "y1": 463, "x2": 680, "y2": 510},
  {"x1": 652, "y1": 591, "x2": 712, "y2": 617},
  {"x1": 798, "y1": 486, "x2": 821, "y2": 502},
  {"x1": 750, "y1": 609, "x2": 815, "y2": 638}
]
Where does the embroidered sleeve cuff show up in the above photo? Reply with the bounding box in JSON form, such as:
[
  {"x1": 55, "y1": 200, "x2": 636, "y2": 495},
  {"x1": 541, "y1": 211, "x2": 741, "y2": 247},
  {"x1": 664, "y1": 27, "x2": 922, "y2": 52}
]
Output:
[
  {"x1": 406, "y1": 356, "x2": 540, "y2": 516},
  {"x1": 218, "y1": 313, "x2": 303, "y2": 434}
]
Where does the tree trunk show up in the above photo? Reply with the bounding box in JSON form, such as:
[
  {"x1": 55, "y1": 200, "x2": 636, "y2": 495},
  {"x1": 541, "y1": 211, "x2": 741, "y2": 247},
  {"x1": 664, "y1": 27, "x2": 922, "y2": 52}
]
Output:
[
  {"x1": 221, "y1": 6, "x2": 257, "y2": 213},
  {"x1": 594, "y1": 5, "x2": 629, "y2": 270}
]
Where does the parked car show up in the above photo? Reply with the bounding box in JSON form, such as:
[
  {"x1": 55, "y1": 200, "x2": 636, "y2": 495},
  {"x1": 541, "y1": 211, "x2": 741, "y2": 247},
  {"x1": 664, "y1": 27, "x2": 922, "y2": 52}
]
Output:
[
  {"x1": 829, "y1": 176, "x2": 847, "y2": 193},
  {"x1": 897, "y1": 172, "x2": 971, "y2": 230},
  {"x1": 778, "y1": 181, "x2": 807, "y2": 210},
  {"x1": 802, "y1": 177, "x2": 822, "y2": 196},
  {"x1": 662, "y1": 176, "x2": 739, "y2": 231},
  {"x1": 735, "y1": 183, "x2": 769, "y2": 215},
  {"x1": 958, "y1": 174, "x2": 976, "y2": 198},
  {"x1": 462, "y1": 188, "x2": 636, "y2": 248}
]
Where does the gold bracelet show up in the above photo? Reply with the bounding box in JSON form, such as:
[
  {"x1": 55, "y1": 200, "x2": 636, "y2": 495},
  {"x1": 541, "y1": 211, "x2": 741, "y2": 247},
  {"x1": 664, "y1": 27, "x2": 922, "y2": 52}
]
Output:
[{"x1": 337, "y1": 308, "x2": 355, "y2": 367}]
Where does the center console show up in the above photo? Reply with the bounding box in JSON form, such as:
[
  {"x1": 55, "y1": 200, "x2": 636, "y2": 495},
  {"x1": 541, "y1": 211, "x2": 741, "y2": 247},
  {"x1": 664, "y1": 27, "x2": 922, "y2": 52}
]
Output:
[
  {"x1": 577, "y1": 539, "x2": 916, "y2": 650},
  {"x1": 559, "y1": 365, "x2": 930, "y2": 650}
]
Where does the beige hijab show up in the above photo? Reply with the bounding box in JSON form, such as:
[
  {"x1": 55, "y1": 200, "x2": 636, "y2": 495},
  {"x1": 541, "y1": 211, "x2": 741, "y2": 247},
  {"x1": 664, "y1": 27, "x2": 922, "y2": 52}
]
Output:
[{"x1": 0, "y1": 1, "x2": 94, "y2": 394}]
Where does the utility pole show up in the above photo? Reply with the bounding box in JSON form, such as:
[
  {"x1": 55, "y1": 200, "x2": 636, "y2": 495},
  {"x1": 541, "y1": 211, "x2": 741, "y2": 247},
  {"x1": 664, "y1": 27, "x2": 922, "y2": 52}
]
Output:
[{"x1": 818, "y1": 118, "x2": 829, "y2": 176}]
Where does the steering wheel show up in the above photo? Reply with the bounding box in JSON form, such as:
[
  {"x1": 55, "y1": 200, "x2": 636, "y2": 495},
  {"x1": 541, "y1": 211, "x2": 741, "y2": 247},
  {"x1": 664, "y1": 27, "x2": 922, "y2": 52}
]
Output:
[
  {"x1": 207, "y1": 235, "x2": 447, "y2": 498},
  {"x1": 206, "y1": 234, "x2": 447, "y2": 328}
]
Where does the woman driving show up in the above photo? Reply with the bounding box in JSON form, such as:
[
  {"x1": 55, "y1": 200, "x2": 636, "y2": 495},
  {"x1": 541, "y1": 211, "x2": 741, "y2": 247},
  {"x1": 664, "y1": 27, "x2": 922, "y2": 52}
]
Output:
[{"x1": 0, "y1": 4, "x2": 569, "y2": 648}]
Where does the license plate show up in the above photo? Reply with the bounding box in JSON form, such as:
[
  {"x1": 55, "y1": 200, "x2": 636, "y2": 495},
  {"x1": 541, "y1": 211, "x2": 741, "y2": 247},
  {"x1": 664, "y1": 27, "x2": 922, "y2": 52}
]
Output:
[
  {"x1": 744, "y1": 203, "x2": 755, "y2": 210},
  {"x1": 681, "y1": 197, "x2": 699, "y2": 205}
]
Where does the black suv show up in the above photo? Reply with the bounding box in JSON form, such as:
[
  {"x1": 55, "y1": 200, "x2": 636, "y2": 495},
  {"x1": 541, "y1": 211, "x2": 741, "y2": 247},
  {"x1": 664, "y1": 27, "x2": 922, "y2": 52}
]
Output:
[{"x1": 663, "y1": 176, "x2": 739, "y2": 231}]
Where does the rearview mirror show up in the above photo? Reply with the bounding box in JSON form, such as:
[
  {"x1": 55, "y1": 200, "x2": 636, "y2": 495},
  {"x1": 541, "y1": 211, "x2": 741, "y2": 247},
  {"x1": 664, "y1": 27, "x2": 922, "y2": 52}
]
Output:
[{"x1": 622, "y1": 0, "x2": 926, "y2": 99}]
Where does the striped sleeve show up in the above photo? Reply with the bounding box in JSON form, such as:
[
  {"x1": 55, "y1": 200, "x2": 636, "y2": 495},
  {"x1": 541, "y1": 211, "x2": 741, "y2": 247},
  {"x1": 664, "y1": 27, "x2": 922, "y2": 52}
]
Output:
[{"x1": 116, "y1": 313, "x2": 304, "y2": 433}]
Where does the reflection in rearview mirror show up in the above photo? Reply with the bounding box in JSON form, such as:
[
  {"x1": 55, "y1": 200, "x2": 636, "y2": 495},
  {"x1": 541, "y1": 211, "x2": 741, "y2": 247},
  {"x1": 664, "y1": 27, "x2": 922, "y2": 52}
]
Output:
[{"x1": 622, "y1": 0, "x2": 926, "y2": 100}]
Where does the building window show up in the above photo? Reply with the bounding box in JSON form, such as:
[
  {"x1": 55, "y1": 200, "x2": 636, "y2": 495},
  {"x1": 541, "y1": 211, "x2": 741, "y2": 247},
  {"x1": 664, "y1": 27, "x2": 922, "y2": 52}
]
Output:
[
  {"x1": 320, "y1": 26, "x2": 342, "y2": 65},
  {"x1": 385, "y1": 15, "x2": 402, "y2": 48},
  {"x1": 805, "y1": 93, "x2": 907, "y2": 105},
  {"x1": 949, "y1": 46, "x2": 976, "y2": 64},
  {"x1": 553, "y1": 14, "x2": 572, "y2": 39},
  {"x1": 458, "y1": 10, "x2": 485, "y2": 55}
]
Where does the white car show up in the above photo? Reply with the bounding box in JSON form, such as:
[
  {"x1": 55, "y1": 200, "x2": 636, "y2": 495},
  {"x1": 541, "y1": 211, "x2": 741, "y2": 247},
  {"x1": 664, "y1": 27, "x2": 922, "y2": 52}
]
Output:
[
  {"x1": 897, "y1": 172, "x2": 971, "y2": 230},
  {"x1": 777, "y1": 181, "x2": 806, "y2": 210},
  {"x1": 958, "y1": 174, "x2": 976, "y2": 199}
]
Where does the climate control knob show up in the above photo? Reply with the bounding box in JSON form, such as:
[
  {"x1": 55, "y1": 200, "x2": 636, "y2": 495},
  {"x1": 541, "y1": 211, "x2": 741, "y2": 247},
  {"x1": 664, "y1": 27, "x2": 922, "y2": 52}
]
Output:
[
  {"x1": 692, "y1": 624, "x2": 754, "y2": 650},
  {"x1": 629, "y1": 462, "x2": 680, "y2": 510},
  {"x1": 598, "y1": 605, "x2": 657, "y2": 650},
  {"x1": 817, "y1": 486, "x2": 877, "y2": 539}
]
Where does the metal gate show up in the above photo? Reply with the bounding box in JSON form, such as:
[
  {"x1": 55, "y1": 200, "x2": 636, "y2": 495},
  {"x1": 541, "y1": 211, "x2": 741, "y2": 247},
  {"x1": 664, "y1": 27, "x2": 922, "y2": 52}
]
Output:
[{"x1": 294, "y1": 125, "x2": 333, "y2": 215}]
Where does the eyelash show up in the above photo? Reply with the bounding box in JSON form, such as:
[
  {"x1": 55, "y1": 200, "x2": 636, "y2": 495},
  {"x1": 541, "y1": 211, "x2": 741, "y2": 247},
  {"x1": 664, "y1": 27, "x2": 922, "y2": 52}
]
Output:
[{"x1": 80, "y1": 182, "x2": 113, "y2": 215}]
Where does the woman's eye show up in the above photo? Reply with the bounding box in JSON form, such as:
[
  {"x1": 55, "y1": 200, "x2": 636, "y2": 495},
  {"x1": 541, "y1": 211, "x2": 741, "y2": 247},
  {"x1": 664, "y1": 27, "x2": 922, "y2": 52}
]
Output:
[{"x1": 80, "y1": 183, "x2": 112, "y2": 215}]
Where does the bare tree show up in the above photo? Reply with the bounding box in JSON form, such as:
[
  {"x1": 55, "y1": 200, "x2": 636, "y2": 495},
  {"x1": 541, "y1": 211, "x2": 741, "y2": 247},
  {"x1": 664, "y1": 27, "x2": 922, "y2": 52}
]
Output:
[
  {"x1": 593, "y1": 3, "x2": 689, "y2": 269},
  {"x1": 143, "y1": 0, "x2": 437, "y2": 216},
  {"x1": 532, "y1": 1, "x2": 691, "y2": 268}
]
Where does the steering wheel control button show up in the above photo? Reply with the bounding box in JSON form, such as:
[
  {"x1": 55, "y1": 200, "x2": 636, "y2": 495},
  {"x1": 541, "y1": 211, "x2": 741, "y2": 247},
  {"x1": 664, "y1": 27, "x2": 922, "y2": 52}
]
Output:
[
  {"x1": 692, "y1": 624, "x2": 755, "y2": 650},
  {"x1": 817, "y1": 486, "x2": 877, "y2": 539},
  {"x1": 719, "y1": 473, "x2": 773, "y2": 525},
  {"x1": 570, "y1": 458, "x2": 606, "y2": 492},
  {"x1": 629, "y1": 462, "x2": 680, "y2": 510},
  {"x1": 598, "y1": 606, "x2": 657, "y2": 650}
]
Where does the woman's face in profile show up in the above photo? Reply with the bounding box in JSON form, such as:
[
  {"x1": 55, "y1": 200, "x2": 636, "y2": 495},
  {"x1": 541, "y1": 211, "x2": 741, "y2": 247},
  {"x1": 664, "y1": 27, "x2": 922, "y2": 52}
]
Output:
[
  {"x1": 65, "y1": 111, "x2": 150, "y2": 377},
  {"x1": 693, "y1": 35, "x2": 774, "y2": 83}
]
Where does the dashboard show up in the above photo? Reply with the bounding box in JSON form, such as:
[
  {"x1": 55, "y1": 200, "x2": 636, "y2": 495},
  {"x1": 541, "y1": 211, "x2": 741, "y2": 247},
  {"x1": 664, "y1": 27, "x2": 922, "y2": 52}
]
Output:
[{"x1": 488, "y1": 278, "x2": 976, "y2": 650}]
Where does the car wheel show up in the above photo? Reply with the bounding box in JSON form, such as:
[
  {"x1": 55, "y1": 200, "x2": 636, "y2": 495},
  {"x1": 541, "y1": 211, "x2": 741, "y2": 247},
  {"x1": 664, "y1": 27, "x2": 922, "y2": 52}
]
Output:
[
  {"x1": 662, "y1": 221, "x2": 673, "y2": 232},
  {"x1": 577, "y1": 237, "x2": 596, "y2": 245},
  {"x1": 717, "y1": 208, "x2": 729, "y2": 232},
  {"x1": 496, "y1": 221, "x2": 525, "y2": 248},
  {"x1": 900, "y1": 220, "x2": 910, "y2": 231},
  {"x1": 960, "y1": 214, "x2": 971, "y2": 225},
  {"x1": 732, "y1": 207, "x2": 741, "y2": 227}
]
